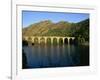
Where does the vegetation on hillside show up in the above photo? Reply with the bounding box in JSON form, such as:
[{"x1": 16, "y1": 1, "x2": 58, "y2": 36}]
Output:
[{"x1": 22, "y1": 19, "x2": 89, "y2": 45}]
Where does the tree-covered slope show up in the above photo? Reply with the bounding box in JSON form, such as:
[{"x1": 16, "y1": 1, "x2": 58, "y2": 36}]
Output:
[
  {"x1": 22, "y1": 19, "x2": 89, "y2": 44},
  {"x1": 23, "y1": 20, "x2": 74, "y2": 36}
]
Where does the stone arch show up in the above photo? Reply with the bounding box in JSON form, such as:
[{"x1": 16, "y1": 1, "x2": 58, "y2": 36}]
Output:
[
  {"x1": 72, "y1": 37, "x2": 77, "y2": 45},
  {"x1": 28, "y1": 37, "x2": 32, "y2": 41},
  {"x1": 69, "y1": 38, "x2": 73, "y2": 44},
  {"x1": 31, "y1": 37, "x2": 35, "y2": 45},
  {"x1": 27, "y1": 37, "x2": 32, "y2": 46},
  {"x1": 22, "y1": 40, "x2": 28, "y2": 46},
  {"x1": 23, "y1": 36, "x2": 28, "y2": 41},
  {"x1": 53, "y1": 38, "x2": 57, "y2": 45},
  {"x1": 40, "y1": 37, "x2": 45, "y2": 44},
  {"x1": 59, "y1": 38, "x2": 63, "y2": 44},
  {"x1": 64, "y1": 38, "x2": 68, "y2": 44},
  {"x1": 47, "y1": 38, "x2": 51, "y2": 45},
  {"x1": 34, "y1": 37, "x2": 39, "y2": 44},
  {"x1": 22, "y1": 37, "x2": 27, "y2": 42},
  {"x1": 22, "y1": 37, "x2": 25, "y2": 41}
]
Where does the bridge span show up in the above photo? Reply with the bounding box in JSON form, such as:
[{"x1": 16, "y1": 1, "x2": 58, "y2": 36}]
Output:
[{"x1": 23, "y1": 36, "x2": 75, "y2": 44}]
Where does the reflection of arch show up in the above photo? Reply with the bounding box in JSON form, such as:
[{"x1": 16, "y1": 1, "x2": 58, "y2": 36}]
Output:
[
  {"x1": 59, "y1": 38, "x2": 63, "y2": 44},
  {"x1": 34, "y1": 37, "x2": 38, "y2": 44},
  {"x1": 40, "y1": 37, "x2": 45, "y2": 44},
  {"x1": 64, "y1": 38, "x2": 68, "y2": 44},
  {"x1": 53, "y1": 38, "x2": 57, "y2": 44},
  {"x1": 47, "y1": 38, "x2": 51, "y2": 44}
]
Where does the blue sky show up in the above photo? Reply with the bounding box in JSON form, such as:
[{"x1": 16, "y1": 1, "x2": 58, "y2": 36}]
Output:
[{"x1": 22, "y1": 11, "x2": 89, "y2": 28}]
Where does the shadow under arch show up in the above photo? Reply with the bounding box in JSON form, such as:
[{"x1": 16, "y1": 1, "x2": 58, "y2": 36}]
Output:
[
  {"x1": 53, "y1": 38, "x2": 57, "y2": 45},
  {"x1": 22, "y1": 40, "x2": 28, "y2": 46},
  {"x1": 69, "y1": 38, "x2": 73, "y2": 44},
  {"x1": 70, "y1": 38, "x2": 76, "y2": 44},
  {"x1": 73, "y1": 37, "x2": 78, "y2": 45},
  {"x1": 47, "y1": 38, "x2": 51, "y2": 45},
  {"x1": 64, "y1": 38, "x2": 68, "y2": 44},
  {"x1": 28, "y1": 37, "x2": 32, "y2": 41},
  {"x1": 40, "y1": 37, "x2": 45, "y2": 44},
  {"x1": 34, "y1": 37, "x2": 39, "y2": 44},
  {"x1": 28, "y1": 37, "x2": 33, "y2": 46},
  {"x1": 59, "y1": 38, "x2": 63, "y2": 45}
]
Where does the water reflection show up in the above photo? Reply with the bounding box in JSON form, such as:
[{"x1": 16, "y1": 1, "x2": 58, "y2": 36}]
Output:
[{"x1": 22, "y1": 44, "x2": 89, "y2": 69}]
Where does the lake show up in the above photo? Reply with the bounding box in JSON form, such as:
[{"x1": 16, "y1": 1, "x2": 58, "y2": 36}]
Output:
[{"x1": 22, "y1": 44, "x2": 89, "y2": 69}]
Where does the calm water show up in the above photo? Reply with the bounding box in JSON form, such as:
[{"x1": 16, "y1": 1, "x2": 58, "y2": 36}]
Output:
[{"x1": 22, "y1": 44, "x2": 89, "y2": 69}]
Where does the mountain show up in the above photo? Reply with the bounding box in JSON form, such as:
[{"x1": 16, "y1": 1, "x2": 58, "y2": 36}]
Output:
[
  {"x1": 22, "y1": 20, "x2": 74, "y2": 36},
  {"x1": 22, "y1": 20, "x2": 52, "y2": 36},
  {"x1": 22, "y1": 19, "x2": 89, "y2": 43},
  {"x1": 72, "y1": 19, "x2": 89, "y2": 41}
]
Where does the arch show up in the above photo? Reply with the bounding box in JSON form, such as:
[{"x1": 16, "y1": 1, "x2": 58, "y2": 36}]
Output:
[
  {"x1": 27, "y1": 37, "x2": 33, "y2": 46},
  {"x1": 23, "y1": 36, "x2": 28, "y2": 41},
  {"x1": 59, "y1": 38, "x2": 63, "y2": 45},
  {"x1": 28, "y1": 37, "x2": 32, "y2": 41},
  {"x1": 72, "y1": 37, "x2": 77, "y2": 45},
  {"x1": 64, "y1": 38, "x2": 68, "y2": 44},
  {"x1": 47, "y1": 38, "x2": 51, "y2": 45},
  {"x1": 53, "y1": 38, "x2": 57, "y2": 45},
  {"x1": 40, "y1": 37, "x2": 45, "y2": 44},
  {"x1": 34, "y1": 37, "x2": 39, "y2": 44},
  {"x1": 69, "y1": 38, "x2": 73, "y2": 44},
  {"x1": 22, "y1": 37, "x2": 25, "y2": 41},
  {"x1": 22, "y1": 40, "x2": 28, "y2": 46},
  {"x1": 23, "y1": 36, "x2": 75, "y2": 45}
]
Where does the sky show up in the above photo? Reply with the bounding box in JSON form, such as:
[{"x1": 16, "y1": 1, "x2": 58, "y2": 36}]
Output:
[{"x1": 22, "y1": 11, "x2": 89, "y2": 28}]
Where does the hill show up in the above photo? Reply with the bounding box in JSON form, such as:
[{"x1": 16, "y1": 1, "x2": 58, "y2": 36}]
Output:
[
  {"x1": 22, "y1": 19, "x2": 89, "y2": 44},
  {"x1": 23, "y1": 20, "x2": 74, "y2": 36}
]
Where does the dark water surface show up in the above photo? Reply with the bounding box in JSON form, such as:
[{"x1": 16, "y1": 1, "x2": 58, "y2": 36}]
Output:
[{"x1": 22, "y1": 45, "x2": 89, "y2": 69}]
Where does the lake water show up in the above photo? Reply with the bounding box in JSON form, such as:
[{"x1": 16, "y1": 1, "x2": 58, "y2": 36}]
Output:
[{"x1": 22, "y1": 44, "x2": 89, "y2": 69}]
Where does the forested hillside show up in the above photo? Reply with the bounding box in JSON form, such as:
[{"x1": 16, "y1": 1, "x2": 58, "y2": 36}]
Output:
[{"x1": 23, "y1": 19, "x2": 89, "y2": 44}]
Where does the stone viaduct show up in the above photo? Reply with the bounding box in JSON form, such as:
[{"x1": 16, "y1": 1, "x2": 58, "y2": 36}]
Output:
[{"x1": 23, "y1": 36, "x2": 75, "y2": 44}]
